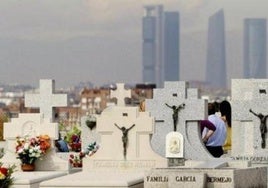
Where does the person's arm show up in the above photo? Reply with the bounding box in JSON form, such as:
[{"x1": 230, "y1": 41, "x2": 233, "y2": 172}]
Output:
[
  {"x1": 200, "y1": 120, "x2": 216, "y2": 143},
  {"x1": 200, "y1": 120, "x2": 216, "y2": 133},
  {"x1": 202, "y1": 130, "x2": 214, "y2": 143}
]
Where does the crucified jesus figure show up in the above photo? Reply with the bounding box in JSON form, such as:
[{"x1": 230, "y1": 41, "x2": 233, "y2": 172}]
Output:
[
  {"x1": 114, "y1": 123, "x2": 135, "y2": 158},
  {"x1": 249, "y1": 109, "x2": 268, "y2": 148},
  {"x1": 165, "y1": 103, "x2": 185, "y2": 132}
]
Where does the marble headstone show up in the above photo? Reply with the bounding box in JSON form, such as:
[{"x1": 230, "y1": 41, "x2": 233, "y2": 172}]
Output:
[
  {"x1": 146, "y1": 81, "x2": 213, "y2": 160},
  {"x1": 232, "y1": 79, "x2": 268, "y2": 165},
  {"x1": 83, "y1": 105, "x2": 167, "y2": 171},
  {"x1": 40, "y1": 83, "x2": 166, "y2": 187},
  {"x1": 2, "y1": 79, "x2": 69, "y2": 171}
]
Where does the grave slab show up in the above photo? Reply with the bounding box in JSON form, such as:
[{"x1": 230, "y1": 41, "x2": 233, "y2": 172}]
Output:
[
  {"x1": 10, "y1": 171, "x2": 67, "y2": 188},
  {"x1": 40, "y1": 171, "x2": 144, "y2": 188}
]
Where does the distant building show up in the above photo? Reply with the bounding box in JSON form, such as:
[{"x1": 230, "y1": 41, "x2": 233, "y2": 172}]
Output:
[
  {"x1": 130, "y1": 83, "x2": 156, "y2": 105},
  {"x1": 164, "y1": 12, "x2": 179, "y2": 82},
  {"x1": 142, "y1": 5, "x2": 157, "y2": 85},
  {"x1": 80, "y1": 88, "x2": 111, "y2": 115},
  {"x1": 206, "y1": 9, "x2": 226, "y2": 89},
  {"x1": 244, "y1": 18, "x2": 267, "y2": 78},
  {"x1": 142, "y1": 5, "x2": 179, "y2": 88},
  {"x1": 56, "y1": 106, "x2": 80, "y2": 127}
]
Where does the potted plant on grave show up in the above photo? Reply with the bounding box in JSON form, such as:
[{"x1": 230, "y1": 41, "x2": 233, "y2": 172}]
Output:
[
  {"x1": 0, "y1": 162, "x2": 16, "y2": 188},
  {"x1": 15, "y1": 135, "x2": 51, "y2": 171}
]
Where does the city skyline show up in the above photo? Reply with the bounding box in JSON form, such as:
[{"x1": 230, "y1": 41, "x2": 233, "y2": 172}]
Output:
[{"x1": 0, "y1": 0, "x2": 267, "y2": 88}]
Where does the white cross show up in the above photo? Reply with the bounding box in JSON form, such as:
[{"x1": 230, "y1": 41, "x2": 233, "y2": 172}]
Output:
[
  {"x1": 25, "y1": 79, "x2": 68, "y2": 121},
  {"x1": 110, "y1": 83, "x2": 131, "y2": 106}
]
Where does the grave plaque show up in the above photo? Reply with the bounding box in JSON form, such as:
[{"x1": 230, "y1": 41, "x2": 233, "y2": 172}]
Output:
[
  {"x1": 145, "y1": 167, "x2": 267, "y2": 188},
  {"x1": 166, "y1": 132, "x2": 184, "y2": 166}
]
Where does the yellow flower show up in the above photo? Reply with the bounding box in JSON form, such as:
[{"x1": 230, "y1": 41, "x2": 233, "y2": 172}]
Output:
[{"x1": 0, "y1": 172, "x2": 6, "y2": 180}]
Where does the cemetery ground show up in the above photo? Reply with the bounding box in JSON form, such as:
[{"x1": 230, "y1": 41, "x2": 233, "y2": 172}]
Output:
[{"x1": 0, "y1": 79, "x2": 268, "y2": 187}]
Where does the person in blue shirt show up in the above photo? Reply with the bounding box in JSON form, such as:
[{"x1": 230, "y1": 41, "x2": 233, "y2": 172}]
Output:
[
  {"x1": 55, "y1": 137, "x2": 69, "y2": 152},
  {"x1": 202, "y1": 102, "x2": 227, "y2": 157}
]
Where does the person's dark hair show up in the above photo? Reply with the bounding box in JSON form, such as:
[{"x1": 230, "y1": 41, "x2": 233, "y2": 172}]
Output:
[
  {"x1": 208, "y1": 102, "x2": 216, "y2": 115},
  {"x1": 220, "y1": 100, "x2": 232, "y2": 127}
]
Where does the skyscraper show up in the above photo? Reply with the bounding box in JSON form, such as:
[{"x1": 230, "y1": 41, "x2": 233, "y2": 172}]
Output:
[
  {"x1": 244, "y1": 18, "x2": 267, "y2": 78},
  {"x1": 206, "y1": 9, "x2": 226, "y2": 89},
  {"x1": 142, "y1": 5, "x2": 179, "y2": 88},
  {"x1": 142, "y1": 6, "x2": 158, "y2": 85},
  {"x1": 164, "y1": 12, "x2": 179, "y2": 82}
]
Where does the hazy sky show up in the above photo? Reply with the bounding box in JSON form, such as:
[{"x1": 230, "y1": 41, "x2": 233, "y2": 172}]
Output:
[{"x1": 0, "y1": 0, "x2": 267, "y2": 88}]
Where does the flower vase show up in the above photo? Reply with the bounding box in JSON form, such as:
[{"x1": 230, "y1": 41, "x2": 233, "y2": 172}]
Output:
[{"x1": 21, "y1": 163, "x2": 35, "y2": 171}]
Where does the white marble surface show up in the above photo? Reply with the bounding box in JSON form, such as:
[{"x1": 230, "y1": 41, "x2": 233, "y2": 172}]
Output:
[
  {"x1": 40, "y1": 171, "x2": 144, "y2": 188},
  {"x1": 11, "y1": 171, "x2": 67, "y2": 188}
]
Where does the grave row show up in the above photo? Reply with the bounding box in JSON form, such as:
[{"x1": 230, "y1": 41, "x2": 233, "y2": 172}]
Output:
[{"x1": 1, "y1": 79, "x2": 268, "y2": 187}]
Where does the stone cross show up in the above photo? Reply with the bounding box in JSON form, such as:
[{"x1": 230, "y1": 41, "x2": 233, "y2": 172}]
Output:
[
  {"x1": 146, "y1": 81, "x2": 212, "y2": 160},
  {"x1": 83, "y1": 106, "x2": 166, "y2": 171},
  {"x1": 110, "y1": 83, "x2": 131, "y2": 107},
  {"x1": 232, "y1": 79, "x2": 268, "y2": 155},
  {"x1": 25, "y1": 79, "x2": 68, "y2": 122}
]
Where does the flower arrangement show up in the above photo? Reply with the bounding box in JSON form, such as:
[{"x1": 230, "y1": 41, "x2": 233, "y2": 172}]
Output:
[
  {"x1": 65, "y1": 126, "x2": 81, "y2": 152},
  {"x1": 0, "y1": 162, "x2": 16, "y2": 188},
  {"x1": 69, "y1": 134, "x2": 81, "y2": 152},
  {"x1": 69, "y1": 152, "x2": 85, "y2": 167},
  {"x1": 15, "y1": 135, "x2": 51, "y2": 165},
  {"x1": 85, "y1": 142, "x2": 99, "y2": 156},
  {"x1": 69, "y1": 142, "x2": 99, "y2": 168}
]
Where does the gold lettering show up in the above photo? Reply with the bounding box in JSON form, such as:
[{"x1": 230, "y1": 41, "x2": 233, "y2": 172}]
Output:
[{"x1": 176, "y1": 176, "x2": 196, "y2": 182}]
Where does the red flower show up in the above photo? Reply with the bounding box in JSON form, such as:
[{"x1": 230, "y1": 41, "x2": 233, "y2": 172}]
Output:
[{"x1": 0, "y1": 167, "x2": 8, "y2": 176}]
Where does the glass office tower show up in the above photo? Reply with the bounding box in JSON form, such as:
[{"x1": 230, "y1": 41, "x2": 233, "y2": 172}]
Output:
[
  {"x1": 142, "y1": 5, "x2": 179, "y2": 87},
  {"x1": 206, "y1": 9, "x2": 226, "y2": 89},
  {"x1": 244, "y1": 18, "x2": 267, "y2": 78}
]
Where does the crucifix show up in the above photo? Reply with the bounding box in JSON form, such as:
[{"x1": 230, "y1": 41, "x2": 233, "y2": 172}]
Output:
[
  {"x1": 249, "y1": 109, "x2": 268, "y2": 148},
  {"x1": 114, "y1": 123, "x2": 135, "y2": 159},
  {"x1": 165, "y1": 103, "x2": 185, "y2": 132}
]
